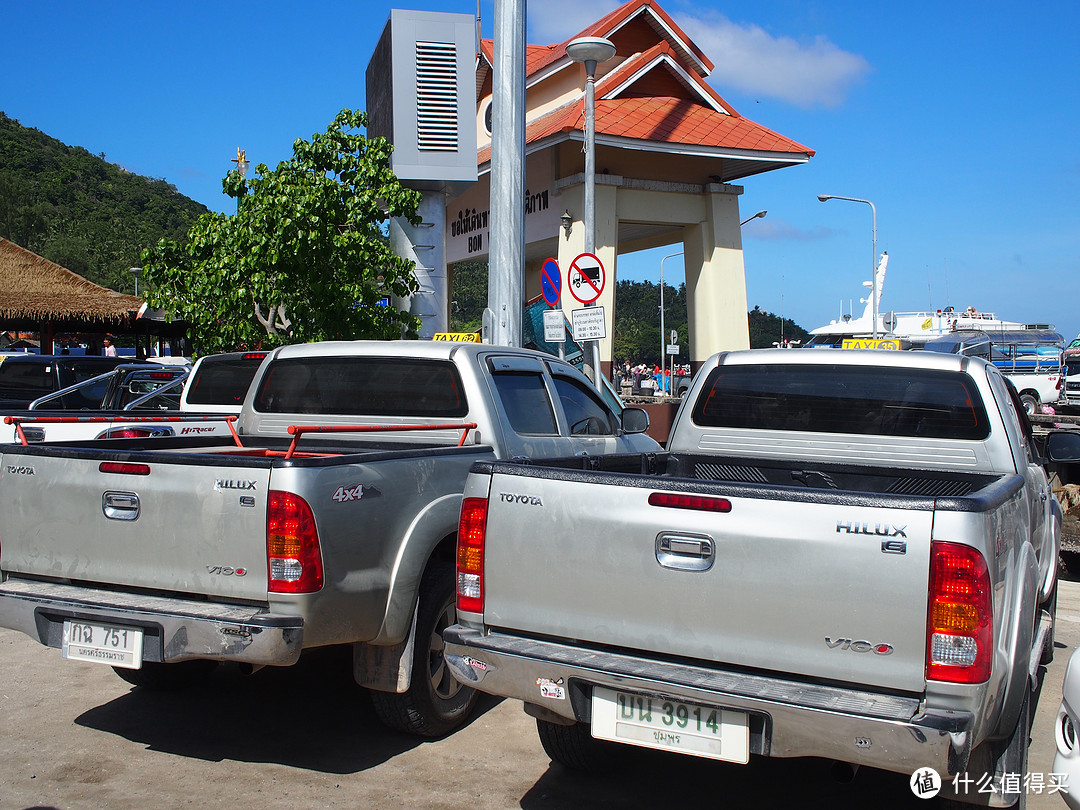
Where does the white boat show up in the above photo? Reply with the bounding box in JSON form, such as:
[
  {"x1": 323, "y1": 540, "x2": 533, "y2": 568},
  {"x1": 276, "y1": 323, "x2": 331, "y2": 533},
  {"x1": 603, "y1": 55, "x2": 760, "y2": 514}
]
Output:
[{"x1": 806, "y1": 253, "x2": 1040, "y2": 348}]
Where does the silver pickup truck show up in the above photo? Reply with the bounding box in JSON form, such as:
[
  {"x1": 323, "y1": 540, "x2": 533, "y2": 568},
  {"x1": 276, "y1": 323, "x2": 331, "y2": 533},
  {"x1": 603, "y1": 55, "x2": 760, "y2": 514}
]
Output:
[
  {"x1": 445, "y1": 349, "x2": 1060, "y2": 806},
  {"x1": 0, "y1": 340, "x2": 656, "y2": 736}
]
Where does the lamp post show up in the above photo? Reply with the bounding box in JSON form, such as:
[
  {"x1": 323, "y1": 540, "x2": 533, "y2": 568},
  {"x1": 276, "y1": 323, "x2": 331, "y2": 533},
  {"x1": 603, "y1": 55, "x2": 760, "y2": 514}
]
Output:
[
  {"x1": 567, "y1": 36, "x2": 616, "y2": 387},
  {"x1": 129, "y1": 266, "x2": 142, "y2": 298},
  {"x1": 659, "y1": 251, "x2": 683, "y2": 393},
  {"x1": 817, "y1": 194, "x2": 878, "y2": 338},
  {"x1": 232, "y1": 148, "x2": 249, "y2": 215},
  {"x1": 740, "y1": 209, "x2": 767, "y2": 226}
]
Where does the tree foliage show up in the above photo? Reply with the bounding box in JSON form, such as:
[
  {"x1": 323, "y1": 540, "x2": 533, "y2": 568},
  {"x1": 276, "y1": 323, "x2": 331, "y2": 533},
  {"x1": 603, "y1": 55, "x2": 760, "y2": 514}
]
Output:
[
  {"x1": 0, "y1": 111, "x2": 208, "y2": 292},
  {"x1": 748, "y1": 305, "x2": 810, "y2": 348},
  {"x1": 141, "y1": 109, "x2": 422, "y2": 353},
  {"x1": 449, "y1": 260, "x2": 488, "y2": 333}
]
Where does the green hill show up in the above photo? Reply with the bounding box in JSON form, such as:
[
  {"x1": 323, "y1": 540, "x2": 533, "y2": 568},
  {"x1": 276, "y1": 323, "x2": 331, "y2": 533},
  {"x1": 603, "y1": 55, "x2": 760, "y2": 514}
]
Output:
[{"x1": 0, "y1": 111, "x2": 209, "y2": 294}]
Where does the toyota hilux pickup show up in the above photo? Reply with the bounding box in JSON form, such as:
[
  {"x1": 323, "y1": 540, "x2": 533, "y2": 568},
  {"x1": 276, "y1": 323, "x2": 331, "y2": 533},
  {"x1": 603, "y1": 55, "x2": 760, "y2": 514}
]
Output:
[
  {"x1": 0, "y1": 340, "x2": 656, "y2": 736},
  {"x1": 444, "y1": 348, "x2": 1060, "y2": 806}
]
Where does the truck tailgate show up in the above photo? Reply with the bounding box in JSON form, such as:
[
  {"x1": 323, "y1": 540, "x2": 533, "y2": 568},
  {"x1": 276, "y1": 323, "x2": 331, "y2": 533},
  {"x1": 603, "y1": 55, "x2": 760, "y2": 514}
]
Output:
[
  {"x1": 480, "y1": 469, "x2": 934, "y2": 693},
  {"x1": 0, "y1": 449, "x2": 271, "y2": 601}
]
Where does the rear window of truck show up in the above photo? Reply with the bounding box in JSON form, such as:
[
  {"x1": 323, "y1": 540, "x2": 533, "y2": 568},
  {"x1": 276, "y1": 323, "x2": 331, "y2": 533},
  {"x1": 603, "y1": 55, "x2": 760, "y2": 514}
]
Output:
[
  {"x1": 252, "y1": 357, "x2": 468, "y2": 417},
  {"x1": 185, "y1": 354, "x2": 265, "y2": 406},
  {"x1": 692, "y1": 363, "x2": 990, "y2": 440}
]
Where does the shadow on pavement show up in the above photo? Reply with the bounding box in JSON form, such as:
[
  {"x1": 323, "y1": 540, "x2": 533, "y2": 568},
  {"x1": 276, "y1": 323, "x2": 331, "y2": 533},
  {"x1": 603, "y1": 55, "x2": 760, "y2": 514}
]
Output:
[
  {"x1": 74, "y1": 645, "x2": 501, "y2": 774},
  {"x1": 519, "y1": 748, "x2": 929, "y2": 809}
]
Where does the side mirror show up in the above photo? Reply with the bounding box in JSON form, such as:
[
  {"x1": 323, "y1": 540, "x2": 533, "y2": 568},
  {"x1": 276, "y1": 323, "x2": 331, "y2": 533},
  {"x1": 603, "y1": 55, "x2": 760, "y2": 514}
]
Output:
[
  {"x1": 621, "y1": 407, "x2": 650, "y2": 434},
  {"x1": 1046, "y1": 431, "x2": 1080, "y2": 463}
]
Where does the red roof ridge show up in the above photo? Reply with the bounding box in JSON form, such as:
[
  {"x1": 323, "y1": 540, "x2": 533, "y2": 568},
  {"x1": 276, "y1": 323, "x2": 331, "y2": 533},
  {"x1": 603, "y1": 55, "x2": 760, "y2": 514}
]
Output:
[
  {"x1": 595, "y1": 41, "x2": 739, "y2": 118},
  {"x1": 478, "y1": 0, "x2": 713, "y2": 82}
]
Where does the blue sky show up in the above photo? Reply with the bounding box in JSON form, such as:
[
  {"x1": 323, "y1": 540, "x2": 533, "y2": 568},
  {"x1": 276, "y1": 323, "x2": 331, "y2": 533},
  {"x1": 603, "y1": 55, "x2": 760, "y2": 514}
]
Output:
[{"x1": 4, "y1": 1, "x2": 1079, "y2": 339}]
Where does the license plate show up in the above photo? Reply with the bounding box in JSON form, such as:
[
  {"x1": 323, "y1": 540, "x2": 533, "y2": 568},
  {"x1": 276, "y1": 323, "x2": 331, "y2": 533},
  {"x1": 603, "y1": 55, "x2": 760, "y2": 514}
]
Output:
[
  {"x1": 591, "y1": 687, "x2": 749, "y2": 763},
  {"x1": 62, "y1": 620, "x2": 144, "y2": 669}
]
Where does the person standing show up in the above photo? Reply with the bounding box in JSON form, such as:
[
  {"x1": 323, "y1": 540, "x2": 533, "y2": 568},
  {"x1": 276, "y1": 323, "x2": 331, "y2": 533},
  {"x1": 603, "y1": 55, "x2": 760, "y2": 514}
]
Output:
[{"x1": 103, "y1": 337, "x2": 118, "y2": 357}]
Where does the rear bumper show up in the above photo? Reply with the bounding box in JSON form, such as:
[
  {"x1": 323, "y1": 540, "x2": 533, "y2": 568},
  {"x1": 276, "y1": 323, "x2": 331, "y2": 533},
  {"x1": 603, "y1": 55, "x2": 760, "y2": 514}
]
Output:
[
  {"x1": 444, "y1": 626, "x2": 974, "y2": 778},
  {"x1": 0, "y1": 578, "x2": 303, "y2": 666}
]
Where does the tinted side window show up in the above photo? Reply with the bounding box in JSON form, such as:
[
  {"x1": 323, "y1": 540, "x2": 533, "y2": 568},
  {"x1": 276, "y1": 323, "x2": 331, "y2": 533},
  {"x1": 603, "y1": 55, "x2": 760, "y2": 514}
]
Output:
[
  {"x1": 692, "y1": 363, "x2": 990, "y2": 440},
  {"x1": 187, "y1": 358, "x2": 263, "y2": 406},
  {"x1": 491, "y1": 372, "x2": 558, "y2": 435},
  {"x1": 253, "y1": 357, "x2": 468, "y2": 417},
  {"x1": 552, "y1": 375, "x2": 616, "y2": 435}
]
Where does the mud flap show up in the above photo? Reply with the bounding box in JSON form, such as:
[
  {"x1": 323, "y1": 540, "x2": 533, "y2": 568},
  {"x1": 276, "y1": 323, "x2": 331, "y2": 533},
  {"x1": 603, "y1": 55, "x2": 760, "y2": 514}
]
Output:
[{"x1": 352, "y1": 602, "x2": 419, "y2": 693}]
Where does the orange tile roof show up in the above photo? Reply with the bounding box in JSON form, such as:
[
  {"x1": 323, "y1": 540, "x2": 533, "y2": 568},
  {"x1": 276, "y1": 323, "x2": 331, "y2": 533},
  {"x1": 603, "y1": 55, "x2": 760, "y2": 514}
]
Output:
[
  {"x1": 477, "y1": 36, "x2": 812, "y2": 165},
  {"x1": 478, "y1": 95, "x2": 812, "y2": 165},
  {"x1": 478, "y1": 0, "x2": 713, "y2": 81}
]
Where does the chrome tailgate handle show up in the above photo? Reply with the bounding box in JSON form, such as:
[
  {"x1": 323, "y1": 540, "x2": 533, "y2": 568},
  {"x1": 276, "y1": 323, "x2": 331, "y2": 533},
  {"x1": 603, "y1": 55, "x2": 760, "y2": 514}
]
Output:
[
  {"x1": 103, "y1": 491, "x2": 140, "y2": 521},
  {"x1": 656, "y1": 533, "x2": 715, "y2": 571}
]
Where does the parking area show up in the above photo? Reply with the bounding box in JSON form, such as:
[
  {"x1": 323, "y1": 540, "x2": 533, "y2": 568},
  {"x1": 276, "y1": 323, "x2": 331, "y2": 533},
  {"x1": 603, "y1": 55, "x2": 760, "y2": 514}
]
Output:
[{"x1": 2, "y1": 574, "x2": 1078, "y2": 809}]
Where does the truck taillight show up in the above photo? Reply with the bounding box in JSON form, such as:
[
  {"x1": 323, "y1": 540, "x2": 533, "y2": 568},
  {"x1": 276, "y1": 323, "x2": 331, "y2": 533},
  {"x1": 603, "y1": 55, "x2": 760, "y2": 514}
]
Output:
[
  {"x1": 927, "y1": 541, "x2": 992, "y2": 684},
  {"x1": 267, "y1": 491, "x2": 323, "y2": 593},
  {"x1": 457, "y1": 497, "x2": 488, "y2": 613}
]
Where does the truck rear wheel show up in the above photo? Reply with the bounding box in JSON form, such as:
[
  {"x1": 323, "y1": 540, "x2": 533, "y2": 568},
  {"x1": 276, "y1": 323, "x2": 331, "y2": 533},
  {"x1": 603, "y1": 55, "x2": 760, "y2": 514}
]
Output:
[
  {"x1": 1020, "y1": 392, "x2": 1038, "y2": 415},
  {"x1": 536, "y1": 719, "x2": 618, "y2": 771},
  {"x1": 942, "y1": 685, "x2": 1032, "y2": 809},
  {"x1": 112, "y1": 659, "x2": 217, "y2": 690},
  {"x1": 370, "y1": 563, "x2": 477, "y2": 737}
]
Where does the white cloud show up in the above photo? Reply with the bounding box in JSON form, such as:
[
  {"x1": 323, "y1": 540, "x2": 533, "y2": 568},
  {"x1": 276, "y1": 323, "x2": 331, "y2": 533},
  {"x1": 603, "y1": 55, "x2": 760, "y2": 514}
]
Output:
[
  {"x1": 527, "y1": 0, "x2": 621, "y2": 46},
  {"x1": 669, "y1": 10, "x2": 870, "y2": 108}
]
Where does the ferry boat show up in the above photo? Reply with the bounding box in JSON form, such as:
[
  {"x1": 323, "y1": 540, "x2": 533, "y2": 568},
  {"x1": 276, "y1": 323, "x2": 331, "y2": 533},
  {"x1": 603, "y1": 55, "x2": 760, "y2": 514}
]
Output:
[{"x1": 805, "y1": 253, "x2": 1045, "y2": 348}]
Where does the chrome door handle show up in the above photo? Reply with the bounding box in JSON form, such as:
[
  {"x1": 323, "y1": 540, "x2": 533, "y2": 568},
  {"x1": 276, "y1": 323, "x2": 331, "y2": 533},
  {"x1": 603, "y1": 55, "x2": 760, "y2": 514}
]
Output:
[
  {"x1": 102, "y1": 491, "x2": 140, "y2": 521},
  {"x1": 656, "y1": 533, "x2": 715, "y2": 571}
]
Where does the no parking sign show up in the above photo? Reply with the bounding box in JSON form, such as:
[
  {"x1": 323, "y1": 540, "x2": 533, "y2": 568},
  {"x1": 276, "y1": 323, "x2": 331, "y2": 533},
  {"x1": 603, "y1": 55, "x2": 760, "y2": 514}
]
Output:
[{"x1": 541, "y1": 258, "x2": 561, "y2": 306}]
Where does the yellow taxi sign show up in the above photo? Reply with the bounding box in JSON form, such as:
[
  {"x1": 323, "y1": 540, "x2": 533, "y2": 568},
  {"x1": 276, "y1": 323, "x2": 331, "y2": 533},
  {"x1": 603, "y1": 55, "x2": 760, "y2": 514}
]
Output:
[
  {"x1": 433, "y1": 332, "x2": 482, "y2": 343},
  {"x1": 842, "y1": 338, "x2": 901, "y2": 351}
]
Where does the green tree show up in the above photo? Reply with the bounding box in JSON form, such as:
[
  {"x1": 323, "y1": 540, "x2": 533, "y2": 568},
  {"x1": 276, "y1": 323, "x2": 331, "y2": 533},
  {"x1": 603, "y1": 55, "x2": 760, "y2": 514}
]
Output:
[
  {"x1": 140, "y1": 109, "x2": 422, "y2": 353},
  {"x1": 748, "y1": 305, "x2": 810, "y2": 348},
  {"x1": 449, "y1": 260, "x2": 488, "y2": 333}
]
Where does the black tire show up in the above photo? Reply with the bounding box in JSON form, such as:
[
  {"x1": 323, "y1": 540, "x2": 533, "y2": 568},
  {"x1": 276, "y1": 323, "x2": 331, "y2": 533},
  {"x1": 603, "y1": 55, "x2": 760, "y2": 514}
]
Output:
[
  {"x1": 941, "y1": 687, "x2": 1032, "y2": 809},
  {"x1": 536, "y1": 719, "x2": 618, "y2": 772},
  {"x1": 112, "y1": 659, "x2": 217, "y2": 691},
  {"x1": 370, "y1": 563, "x2": 477, "y2": 737},
  {"x1": 1041, "y1": 577, "x2": 1058, "y2": 666},
  {"x1": 1020, "y1": 393, "x2": 1038, "y2": 416}
]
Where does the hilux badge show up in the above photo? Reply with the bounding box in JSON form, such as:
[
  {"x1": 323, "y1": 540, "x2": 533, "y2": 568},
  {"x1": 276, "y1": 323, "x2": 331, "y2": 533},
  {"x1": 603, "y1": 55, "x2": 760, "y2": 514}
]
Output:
[{"x1": 216, "y1": 479, "x2": 257, "y2": 491}]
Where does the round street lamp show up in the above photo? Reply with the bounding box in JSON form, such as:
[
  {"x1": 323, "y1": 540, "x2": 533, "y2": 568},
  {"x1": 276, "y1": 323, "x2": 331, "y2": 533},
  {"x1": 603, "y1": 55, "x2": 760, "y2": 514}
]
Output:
[
  {"x1": 817, "y1": 194, "x2": 878, "y2": 338},
  {"x1": 129, "y1": 266, "x2": 142, "y2": 298},
  {"x1": 567, "y1": 36, "x2": 616, "y2": 387}
]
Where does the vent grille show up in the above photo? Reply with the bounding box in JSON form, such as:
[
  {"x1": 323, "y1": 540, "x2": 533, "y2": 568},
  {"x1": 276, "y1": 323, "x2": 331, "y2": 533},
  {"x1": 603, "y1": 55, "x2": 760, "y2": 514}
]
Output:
[
  {"x1": 416, "y1": 41, "x2": 458, "y2": 151},
  {"x1": 694, "y1": 462, "x2": 769, "y2": 485},
  {"x1": 886, "y1": 477, "x2": 972, "y2": 497}
]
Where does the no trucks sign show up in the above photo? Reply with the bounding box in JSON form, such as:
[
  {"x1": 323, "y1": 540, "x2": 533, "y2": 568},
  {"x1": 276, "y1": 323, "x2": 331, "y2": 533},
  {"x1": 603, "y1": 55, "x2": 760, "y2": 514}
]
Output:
[{"x1": 568, "y1": 253, "x2": 605, "y2": 304}]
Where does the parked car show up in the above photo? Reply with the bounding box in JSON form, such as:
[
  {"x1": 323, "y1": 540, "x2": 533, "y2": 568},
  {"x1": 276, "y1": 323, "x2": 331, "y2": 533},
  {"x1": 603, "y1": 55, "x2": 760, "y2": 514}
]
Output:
[{"x1": 0, "y1": 354, "x2": 129, "y2": 409}]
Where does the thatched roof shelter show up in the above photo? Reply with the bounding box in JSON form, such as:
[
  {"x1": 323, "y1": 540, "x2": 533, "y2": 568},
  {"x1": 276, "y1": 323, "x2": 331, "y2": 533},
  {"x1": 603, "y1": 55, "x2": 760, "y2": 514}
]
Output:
[
  {"x1": 0, "y1": 237, "x2": 186, "y2": 354},
  {"x1": 0, "y1": 237, "x2": 140, "y2": 325}
]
